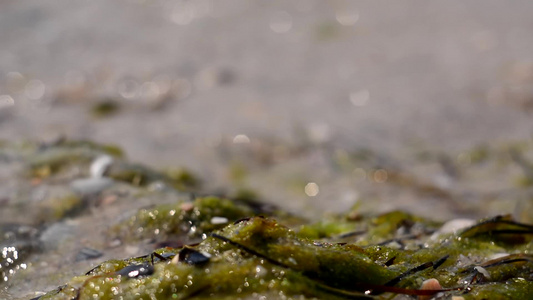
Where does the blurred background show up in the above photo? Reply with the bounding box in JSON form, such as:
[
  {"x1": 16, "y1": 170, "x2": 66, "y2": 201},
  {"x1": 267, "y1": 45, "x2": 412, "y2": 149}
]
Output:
[
  {"x1": 2, "y1": 0, "x2": 533, "y2": 219},
  {"x1": 3, "y1": 0, "x2": 533, "y2": 298}
]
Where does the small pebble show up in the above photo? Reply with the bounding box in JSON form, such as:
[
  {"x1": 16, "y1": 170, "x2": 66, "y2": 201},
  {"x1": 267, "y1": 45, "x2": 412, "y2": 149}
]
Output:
[
  {"x1": 210, "y1": 216, "x2": 229, "y2": 225},
  {"x1": 418, "y1": 278, "x2": 442, "y2": 300},
  {"x1": 116, "y1": 263, "x2": 154, "y2": 278},
  {"x1": 175, "y1": 247, "x2": 211, "y2": 266},
  {"x1": 90, "y1": 155, "x2": 113, "y2": 178}
]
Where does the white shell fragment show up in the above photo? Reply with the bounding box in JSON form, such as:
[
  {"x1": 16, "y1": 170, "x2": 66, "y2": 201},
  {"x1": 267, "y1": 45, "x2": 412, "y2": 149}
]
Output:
[
  {"x1": 90, "y1": 155, "x2": 114, "y2": 178},
  {"x1": 210, "y1": 216, "x2": 229, "y2": 225}
]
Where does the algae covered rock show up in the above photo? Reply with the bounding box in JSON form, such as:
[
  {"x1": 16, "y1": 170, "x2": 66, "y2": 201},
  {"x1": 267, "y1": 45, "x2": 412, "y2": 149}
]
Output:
[
  {"x1": 36, "y1": 215, "x2": 533, "y2": 300},
  {"x1": 2, "y1": 139, "x2": 533, "y2": 300},
  {"x1": 109, "y1": 196, "x2": 256, "y2": 243}
]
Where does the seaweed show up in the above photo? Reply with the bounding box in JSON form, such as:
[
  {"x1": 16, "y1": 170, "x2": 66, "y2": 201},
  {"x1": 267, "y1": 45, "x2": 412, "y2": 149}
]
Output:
[{"x1": 35, "y1": 214, "x2": 533, "y2": 299}]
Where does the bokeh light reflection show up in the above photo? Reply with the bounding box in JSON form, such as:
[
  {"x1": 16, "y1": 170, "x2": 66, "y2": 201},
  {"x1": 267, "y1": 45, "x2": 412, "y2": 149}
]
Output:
[
  {"x1": 233, "y1": 134, "x2": 250, "y2": 144},
  {"x1": 139, "y1": 81, "x2": 160, "y2": 102},
  {"x1": 373, "y1": 169, "x2": 388, "y2": 183},
  {"x1": 0, "y1": 95, "x2": 15, "y2": 108},
  {"x1": 1, "y1": 246, "x2": 26, "y2": 284},
  {"x1": 117, "y1": 79, "x2": 139, "y2": 99},
  {"x1": 24, "y1": 80, "x2": 46, "y2": 100},
  {"x1": 6, "y1": 72, "x2": 26, "y2": 93},
  {"x1": 335, "y1": 9, "x2": 359, "y2": 26},
  {"x1": 304, "y1": 182, "x2": 319, "y2": 197}
]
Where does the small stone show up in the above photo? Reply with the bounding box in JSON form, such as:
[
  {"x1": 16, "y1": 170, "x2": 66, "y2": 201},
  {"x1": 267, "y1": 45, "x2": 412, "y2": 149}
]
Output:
[
  {"x1": 116, "y1": 263, "x2": 154, "y2": 278},
  {"x1": 210, "y1": 216, "x2": 229, "y2": 225},
  {"x1": 90, "y1": 155, "x2": 114, "y2": 178},
  {"x1": 418, "y1": 278, "x2": 442, "y2": 300},
  {"x1": 175, "y1": 247, "x2": 211, "y2": 266}
]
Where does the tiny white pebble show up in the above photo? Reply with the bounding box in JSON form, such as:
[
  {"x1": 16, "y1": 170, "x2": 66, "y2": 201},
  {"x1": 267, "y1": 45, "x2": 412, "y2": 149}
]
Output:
[
  {"x1": 210, "y1": 216, "x2": 229, "y2": 225},
  {"x1": 90, "y1": 155, "x2": 113, "y2": 178}
]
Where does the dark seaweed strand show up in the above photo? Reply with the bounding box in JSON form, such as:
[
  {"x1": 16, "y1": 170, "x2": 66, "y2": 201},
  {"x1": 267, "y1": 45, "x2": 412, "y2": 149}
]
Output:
[
  {"x1": 382, "y1": 261, "x2": 433, "y2": 287},
  {"x1": 432, "y1": 254, "x2": 449, "y2": 270},
  {"x1": 150, "y1": 252, "x2": 171, "y2": 265},
  {"x1": 482, "y1": 258, "x2": 533, "y2": 269},
  {"x1": 460, "y1": 217, "x2": 533, "y2": 237},
  {"x1": 211, "y1": 234, "x2": 460, "y2": 298},
  {"x1": 376, "y1": 254, "x2": 449, "y2": 293},
  {"x1": 480, "y1": 229, "x2": 533, "y2": 235},
  {"x1": 496, "y1": 219, "x2": 533, "y2": 230},
  {"x1": 384, "y1": 256, "x2": 396, "y2": 267}
]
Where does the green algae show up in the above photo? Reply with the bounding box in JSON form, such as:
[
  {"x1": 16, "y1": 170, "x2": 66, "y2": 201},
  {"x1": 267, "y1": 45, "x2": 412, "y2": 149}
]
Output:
[
  {"x1": 107, "y1": 163, "x2": 200, "y2": 191},
  {"x1": 26, "y1": 139, "x2": 123, "y2": 179},
  {"x1": 109, "y1": 196, "x2": 256, "y2": 243},
  {"x1": 36, "y1": 214, "x2": 533, "y2": 299}
]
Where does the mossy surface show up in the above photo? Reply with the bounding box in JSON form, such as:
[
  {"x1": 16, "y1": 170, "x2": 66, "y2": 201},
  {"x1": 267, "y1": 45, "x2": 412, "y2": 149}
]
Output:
[{"x1": 37, "y1": 214, "x2": 533, "y2": 300}]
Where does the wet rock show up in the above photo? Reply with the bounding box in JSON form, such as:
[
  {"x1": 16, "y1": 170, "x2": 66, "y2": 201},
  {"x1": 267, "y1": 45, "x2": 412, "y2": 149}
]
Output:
[
  {"x1": 116, "y1": 263, "x2": 154, "y2": 278},
  {"x1": 175, "y1": 247, "x2": 211, "y2": 266}
]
